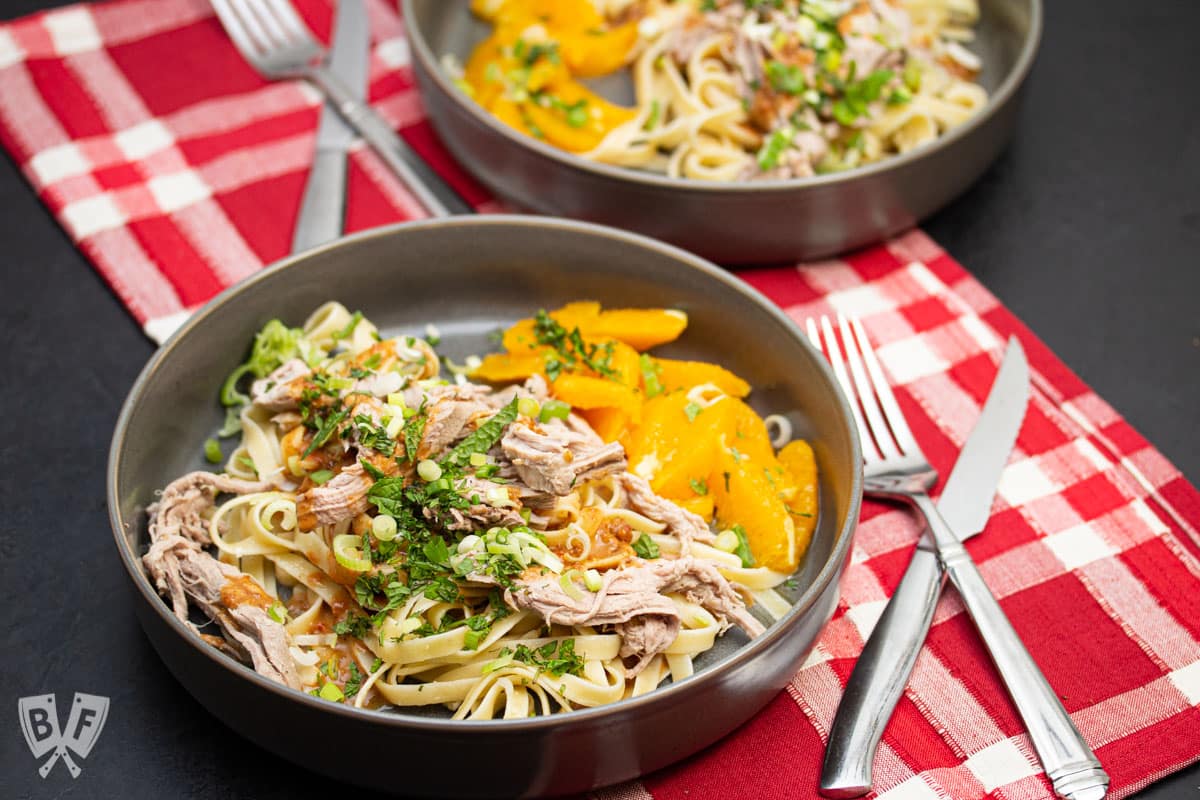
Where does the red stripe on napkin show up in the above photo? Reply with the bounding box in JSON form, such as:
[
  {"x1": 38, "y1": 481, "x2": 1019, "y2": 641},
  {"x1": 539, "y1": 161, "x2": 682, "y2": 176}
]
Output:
[{"x1": 1, "y1": 2, "x2": 1198, "y2": 798}]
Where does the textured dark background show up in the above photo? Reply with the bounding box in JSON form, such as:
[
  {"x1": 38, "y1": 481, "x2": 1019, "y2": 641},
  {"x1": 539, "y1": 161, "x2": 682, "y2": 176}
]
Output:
[{"x1": 1, "y1": 0, "x2": 1197, "y2": 798}]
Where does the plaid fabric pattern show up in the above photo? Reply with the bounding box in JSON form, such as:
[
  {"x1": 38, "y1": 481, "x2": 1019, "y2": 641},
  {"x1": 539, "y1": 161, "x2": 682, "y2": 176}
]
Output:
[{"x1": 2, "y1": 1, "x2": 1198, "y2": 798}]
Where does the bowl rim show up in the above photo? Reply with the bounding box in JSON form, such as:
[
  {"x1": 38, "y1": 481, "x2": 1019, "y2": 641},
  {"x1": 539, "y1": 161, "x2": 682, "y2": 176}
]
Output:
[
  {"x1": 401, "y1": 0, "x2": 1043, "y2": 193},
  {"x1": 107, "y1": 215, "x2": 863, "y2": 732}
]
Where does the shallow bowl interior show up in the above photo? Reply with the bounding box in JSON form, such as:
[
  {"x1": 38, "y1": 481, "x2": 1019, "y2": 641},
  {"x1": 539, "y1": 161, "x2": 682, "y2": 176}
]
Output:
[{"x1": 108, "y1": 216, "x2": 862, "y2": 797}]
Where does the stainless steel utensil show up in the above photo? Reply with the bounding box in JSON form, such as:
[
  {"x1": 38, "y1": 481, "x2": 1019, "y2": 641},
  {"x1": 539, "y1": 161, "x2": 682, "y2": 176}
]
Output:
[
  {"x1": 211, "y1": 0, "x2": 470, "y2": 217},
  {"x1": 811, "y1": 316, "x2": 1108, "y2": 800},
  {"x1": 291, "y1": 0, "x2": 369, "y2": 253}
]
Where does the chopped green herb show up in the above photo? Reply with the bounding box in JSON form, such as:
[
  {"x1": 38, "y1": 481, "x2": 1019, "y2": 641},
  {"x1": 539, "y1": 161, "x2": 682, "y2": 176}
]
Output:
[
  {"x1": 632, "y1": 533, "x2": 660, "y2": 559},
  {"x1": 334, "y1": 614, "x2": 371, "y2": 638},
  {"x1": 343, "y1": 662, "x2": 364, "y2": 698},
  {"x1": 402, "y1": 404, "x2": 429, "y2": 463},
  {"x1": 303, "y1": 407, "x2": 349, "y2": 458},
  {"x1": 690, "y1": 478, "x2": 709, "y2": 496},
  {"x1": 445, "y1": 397, "x2": 520, "y2": 466},
  {"x1": 511, "y1": 639, "x2": 584, "y2": 677},
  {"x1": 684, "y1": 402, "x2": 703, "y2": 422},
  {"x1": 766, "y1": 60, "x2": 806, "y2": 95},
  {"x1": 533, "y1": 310, "x2": 617, "y2": 379},
  {"x1": 310, "y1": 469, "x2": 335, "y2": 485}
]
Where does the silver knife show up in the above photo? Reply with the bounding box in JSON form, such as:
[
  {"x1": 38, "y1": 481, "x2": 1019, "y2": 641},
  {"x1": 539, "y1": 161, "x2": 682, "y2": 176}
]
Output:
[
  {"x1": 292, "y1": 0, "x2": 369, "y2": 254},
  {"x1": 821, "y1": 339, "x2": 1108, "y2": 800}
]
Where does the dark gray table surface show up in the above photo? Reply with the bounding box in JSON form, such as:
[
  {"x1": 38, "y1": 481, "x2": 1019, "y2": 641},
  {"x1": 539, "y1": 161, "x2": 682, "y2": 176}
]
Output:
[{"x1": 1, "y1": 0, "x2": 1196, "y2": 798}]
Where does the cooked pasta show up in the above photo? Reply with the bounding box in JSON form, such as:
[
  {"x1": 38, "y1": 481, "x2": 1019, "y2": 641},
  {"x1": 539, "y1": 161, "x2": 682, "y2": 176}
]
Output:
[
  {"x1": 454, "y1": 0, "x2": 987, "y2": 180},
  {"x1": 143, "y1": 302, "x2": 817, "y2": 717}
]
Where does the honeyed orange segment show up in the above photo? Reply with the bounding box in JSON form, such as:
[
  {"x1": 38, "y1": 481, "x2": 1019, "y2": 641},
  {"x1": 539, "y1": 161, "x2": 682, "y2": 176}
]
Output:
[
  {"x1": 579, "y1": 406, "x2": 629, "y2": 443},
  {"x1": 777, "y1": 439, "x2": 819, "y2": 559},
  {"x1": 652, "y1": 358, "x2": 751, "y2": 398},
  {"x1": 551, "y1": 373, "x2": 641, "y2": 421},
  {"x1": 471, "y1": 350, "x2": 547, "y2": 383},
  {"x1": 501, "y1": 302, "x2": 602, "y2": 353},
  {"x1": 675, "y1": 493, "x2": 715, "y2": 522},
  {"x1": 601, "y1": 339, "x2": 642, "y2": 388},
  {"x1": 560, "y1": 22, "x2": 640, "y2": 77},
  {"x1": 713, "y1": 398, "x2": 776, "y2": 466},
  {"x1": 711, "y1": 448, "x2": 798, "y2": 573},
  {"x1": 623, "y1": 393, "x2": 727, "y2": 499},
  {"x1": 583, "y1": 308, "x2": 688, "y2": 351}
]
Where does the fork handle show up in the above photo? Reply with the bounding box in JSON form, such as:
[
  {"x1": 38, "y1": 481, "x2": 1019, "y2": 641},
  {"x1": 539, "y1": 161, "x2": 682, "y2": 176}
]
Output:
[
  {"x1": 930, "y1": 522, "x2": 1109, "y2": 799},
  {"x1": 305, "y1": 65, "x2": 473, "y2": 218},
  {"x1": 820, "y1": 543, "x2": 945, "y2": 798}
]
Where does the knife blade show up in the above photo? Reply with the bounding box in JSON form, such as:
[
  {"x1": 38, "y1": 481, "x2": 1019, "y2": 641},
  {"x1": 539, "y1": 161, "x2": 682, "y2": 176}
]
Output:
[
  {"x1": 292, "y1": 0, "x2": 369, "y2": 254},
  {"x1": 923, "y1": 345, "x2": 1108, "y2": 800},
  {"x1": 821, "y1": 338, "x2": 1031, "y2": 798}
]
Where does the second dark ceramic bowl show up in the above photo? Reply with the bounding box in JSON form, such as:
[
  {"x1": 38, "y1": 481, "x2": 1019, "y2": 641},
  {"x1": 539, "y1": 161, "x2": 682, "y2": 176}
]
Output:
[
  {"x1": 403, "y1": 0, "x2": 1041, "y2": 264},
  {"x1": 108, "y1": 217, "x2": 862, "y2": 798}
]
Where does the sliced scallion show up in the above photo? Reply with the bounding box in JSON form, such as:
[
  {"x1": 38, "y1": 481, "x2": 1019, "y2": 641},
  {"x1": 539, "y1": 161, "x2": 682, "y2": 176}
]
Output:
[
  {"x1": 372, "y1": 514, "x2": 398, "y2": 541},
  {"x1": 332, "y1": 534, "x2": 371, "y2": 572},
  {"x1": 417, "y1": 459, "x2": 443, "y2": 482}
]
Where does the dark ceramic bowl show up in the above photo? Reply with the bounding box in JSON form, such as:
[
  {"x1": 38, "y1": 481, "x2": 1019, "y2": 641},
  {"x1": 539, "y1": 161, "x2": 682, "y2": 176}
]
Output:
[
  {"x1": 108, "y1": 217, "x2": 862, "y2": 798},
  {"x1": 402, "y1": 0, "x2": 1041, "y2": 264}
]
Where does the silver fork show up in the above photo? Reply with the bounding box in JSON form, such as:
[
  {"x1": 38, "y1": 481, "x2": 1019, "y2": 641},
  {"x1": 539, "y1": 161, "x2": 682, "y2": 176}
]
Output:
[
  {"x1": 809, "y1": 315, "x2": 1108, "y2": 800},
  {"x1": 210, "y1": 0, "x2": 470, "y2": 217}
]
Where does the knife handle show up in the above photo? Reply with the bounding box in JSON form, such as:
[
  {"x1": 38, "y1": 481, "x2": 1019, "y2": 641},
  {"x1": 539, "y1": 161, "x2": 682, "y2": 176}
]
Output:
[
  {"x1": 292, "y1": 146, "x2": 347, "y2": 253},
  {"x1": 939, "y1": 545, "x2": 1109, "y2": 799},
  {"x1": 307, "y1": 65, "x2": 473, "y2": 218},
  {"x1": 820, "y1": 544, "x2": 945, "y2": 798}
]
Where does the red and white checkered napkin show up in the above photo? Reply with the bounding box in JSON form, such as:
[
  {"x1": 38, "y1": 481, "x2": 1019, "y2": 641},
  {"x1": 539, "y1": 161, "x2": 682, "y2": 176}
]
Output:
[{"x1": 3, "y1": 0, "x2": 1199, "y2": 797}]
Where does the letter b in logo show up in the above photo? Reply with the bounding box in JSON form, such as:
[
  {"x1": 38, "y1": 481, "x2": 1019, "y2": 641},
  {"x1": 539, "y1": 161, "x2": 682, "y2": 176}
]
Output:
[{"x1": 27, "y1": 706, "x2": 55, "y2": 743}]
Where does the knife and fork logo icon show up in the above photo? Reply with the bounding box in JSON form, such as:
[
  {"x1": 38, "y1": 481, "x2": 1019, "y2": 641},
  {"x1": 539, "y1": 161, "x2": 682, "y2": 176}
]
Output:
[{"x1": 17, "y1": 692, "x2": 109, "y2": 779}]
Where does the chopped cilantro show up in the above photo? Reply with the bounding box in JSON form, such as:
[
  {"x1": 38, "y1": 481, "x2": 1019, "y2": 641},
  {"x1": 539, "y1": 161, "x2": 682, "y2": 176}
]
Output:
[{"x1": 689, "y1": 478, "x2": 709, "y2": 496}]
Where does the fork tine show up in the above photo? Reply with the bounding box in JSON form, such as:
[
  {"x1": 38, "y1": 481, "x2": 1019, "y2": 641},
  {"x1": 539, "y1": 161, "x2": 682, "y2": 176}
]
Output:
[
  {"x1": 212, "y1": 0, "x2": 263, "y2": 62},
  {"x1": 813, "y1": 316, "x2": 877, "y2": 462},
  {"x1": 262, "y1": 0, "x2": 314, "y2": 43},
  {"x1": 240, "y1": 0, "x2": 294, "y2": 50},
  {"x1": 848, "y1": 316, "x2": 921, "y2": 456},
  {"x1": 838, "y1": 314, "x2": 903, "y2": 460},
  {"x1": 226, "y1": 0, "x2": 274, "y2": 55}
]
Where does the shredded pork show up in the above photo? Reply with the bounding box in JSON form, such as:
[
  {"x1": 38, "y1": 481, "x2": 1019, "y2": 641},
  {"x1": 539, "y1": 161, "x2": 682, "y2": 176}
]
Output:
[
  {"x1": 143, "y1": 471, "x2": 299, "y2": 688},
  {"x1": 507, "y1": 556, "x2": 764, "y2": 675}
]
